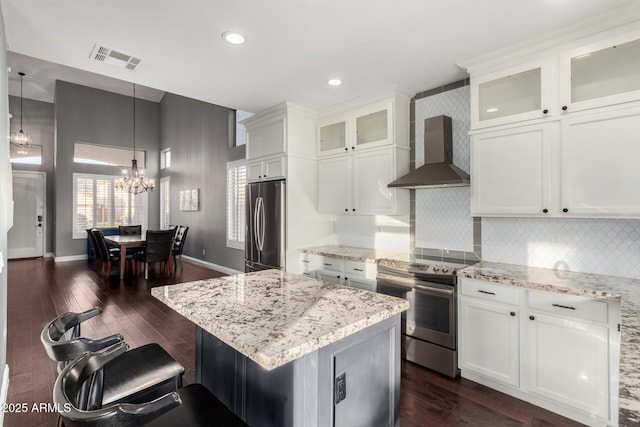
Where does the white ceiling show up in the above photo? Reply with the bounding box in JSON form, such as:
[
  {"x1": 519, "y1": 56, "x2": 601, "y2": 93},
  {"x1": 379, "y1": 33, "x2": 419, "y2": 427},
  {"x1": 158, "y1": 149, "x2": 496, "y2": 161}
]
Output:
[{"x1": 1, "y1": 0, "x2": 637, "y2": 113}]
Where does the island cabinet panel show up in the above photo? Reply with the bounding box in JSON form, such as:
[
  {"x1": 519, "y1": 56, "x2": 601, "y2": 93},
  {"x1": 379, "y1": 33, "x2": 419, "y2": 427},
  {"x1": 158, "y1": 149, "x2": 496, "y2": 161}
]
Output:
[{"x1": 196, "y1": 315, "x2": 401, "y2": 427}]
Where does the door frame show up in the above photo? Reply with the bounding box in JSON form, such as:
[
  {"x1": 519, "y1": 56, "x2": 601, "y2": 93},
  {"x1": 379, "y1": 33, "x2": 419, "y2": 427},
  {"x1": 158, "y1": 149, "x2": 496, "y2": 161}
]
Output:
[{"x1": 9, "y1": 170, "x2": 46, "y2": 259}]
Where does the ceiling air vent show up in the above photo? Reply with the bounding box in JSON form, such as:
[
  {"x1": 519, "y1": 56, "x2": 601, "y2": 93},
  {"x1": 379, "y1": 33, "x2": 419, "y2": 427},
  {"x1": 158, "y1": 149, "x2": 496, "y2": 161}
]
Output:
[{"x1": 90, "y1": 43, "x2": 142, "y2": 70}]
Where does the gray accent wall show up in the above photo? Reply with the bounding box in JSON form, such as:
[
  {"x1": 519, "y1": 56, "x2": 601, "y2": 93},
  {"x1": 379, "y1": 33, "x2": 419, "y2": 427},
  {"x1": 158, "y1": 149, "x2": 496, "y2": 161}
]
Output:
[
  {"x1": 0, "y1": 3, "x2": 11, "y2": 398},
  {"x1": 160, "y1": 93, "x2": 245, "y2": 271},
  {"x1": 9, "y1": 96, "x2": 55, "y2": 254},
  {"x1": 54, "y1": 81, "x2": 161, "y2": 257}
]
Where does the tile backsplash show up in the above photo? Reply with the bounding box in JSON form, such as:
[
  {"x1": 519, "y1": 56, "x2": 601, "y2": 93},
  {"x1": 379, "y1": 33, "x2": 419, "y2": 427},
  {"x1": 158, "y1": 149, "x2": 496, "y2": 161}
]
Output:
[{"x1": 332, "y1": 214, "x2": 410, "y2": 253}]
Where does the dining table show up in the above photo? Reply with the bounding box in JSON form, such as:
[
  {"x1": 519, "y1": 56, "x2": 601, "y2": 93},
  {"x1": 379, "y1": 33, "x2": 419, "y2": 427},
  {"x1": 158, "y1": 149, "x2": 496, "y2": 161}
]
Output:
[{"x1": 104, "y1": 234, "x2": 146, "y2": 279}]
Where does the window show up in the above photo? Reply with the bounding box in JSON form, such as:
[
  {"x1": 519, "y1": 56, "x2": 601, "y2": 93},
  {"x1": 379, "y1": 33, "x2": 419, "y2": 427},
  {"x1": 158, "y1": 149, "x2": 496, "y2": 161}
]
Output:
[
  {"x1": 72, "y1": 173, "x2": 148, "y2": 239},
  {"x1": 160, "y1": 177, "x2": 170, "y2": 230},
  {"x1": 74, "y1": 142, "x2": 145, "y2": 167},
  {"x1": 235, "y1": 110, "x2": 253, "y2": 147},
  {"x1": 226, "y1": 159, "x2": 246, "y2": 249},
  {"x1": 161, "y1": 149, "x2": 171, "y2": 169}
]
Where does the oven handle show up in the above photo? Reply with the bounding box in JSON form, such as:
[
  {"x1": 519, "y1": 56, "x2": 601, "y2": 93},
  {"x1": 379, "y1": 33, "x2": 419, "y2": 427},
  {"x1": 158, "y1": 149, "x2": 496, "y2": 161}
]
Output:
[
  {"x1": 376, "y1": 278, "x2": 413, "y2": 291},
  {"x1": 414, "y1": 283, "x2": 454, "y2": 298}
]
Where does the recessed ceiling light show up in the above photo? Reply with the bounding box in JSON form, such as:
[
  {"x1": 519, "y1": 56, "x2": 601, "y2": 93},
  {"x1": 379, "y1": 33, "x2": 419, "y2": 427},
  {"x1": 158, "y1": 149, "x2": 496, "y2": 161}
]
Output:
[
  {"x1": 486, "y1": 107, "x2": 499, "y2": 113},
  {"x1": 328, "y1": 79, "x2": 342, "y2": 86},
  {"x1": 222, "y1": 32, "x2": 245, "y2": 45}
]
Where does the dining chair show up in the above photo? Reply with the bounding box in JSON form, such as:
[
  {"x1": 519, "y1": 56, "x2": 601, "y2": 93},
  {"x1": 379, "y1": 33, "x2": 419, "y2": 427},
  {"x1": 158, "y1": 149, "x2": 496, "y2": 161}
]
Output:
[
  {"x1": 119, "y1": 224, "x2": 142, "y2": 235},
  {"x1": 172, "y1": 226, "x2": 189, "y2": 271},
  {"x1": 86, "y1": 229, "x2": 102, "y2": 273},
  {"x1": 91, "y1": 229, "x2": 130, "y2": 278},
  {"x1": 42, "y1": 308, "x2": 184, "y2": 414},
  {"x1": 134, "y1": 229, "x2": 175, "y2": 279},
  {"x1": 53, "y1": 342, "x2": 247, "y2": 426}
]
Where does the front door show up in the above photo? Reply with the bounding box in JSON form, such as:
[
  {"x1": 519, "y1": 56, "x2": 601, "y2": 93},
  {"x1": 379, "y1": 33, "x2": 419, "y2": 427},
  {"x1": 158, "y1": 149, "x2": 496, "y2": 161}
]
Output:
[{"x1": 8, "y1": 171, "x2": 45, "y2": 259}]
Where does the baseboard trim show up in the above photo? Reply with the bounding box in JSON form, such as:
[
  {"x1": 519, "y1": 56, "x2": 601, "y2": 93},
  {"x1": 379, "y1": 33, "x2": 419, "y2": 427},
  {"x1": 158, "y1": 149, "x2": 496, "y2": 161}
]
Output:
[
  {"x1": 181, "y1": 255, "x2": 242, "y2": 275},
  {"x1": 44, "y1": 252, "x2": 54, "y2": 258},
  {"x1": 0, "y1": 364, "x2": 9, "y2": 426},
  {"x1": 54, "y1": 254, "x2": 88, "y2": 263}
]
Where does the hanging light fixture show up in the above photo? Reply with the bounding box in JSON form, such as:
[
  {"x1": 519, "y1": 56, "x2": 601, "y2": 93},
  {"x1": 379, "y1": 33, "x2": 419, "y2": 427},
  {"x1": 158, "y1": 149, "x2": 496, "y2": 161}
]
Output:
[
  {"x1": 115, "y1": 83, "x2": 154, "y2": 194},
  {"x1": 10, "y1": 72, "x2": 33, "y2": 151}
]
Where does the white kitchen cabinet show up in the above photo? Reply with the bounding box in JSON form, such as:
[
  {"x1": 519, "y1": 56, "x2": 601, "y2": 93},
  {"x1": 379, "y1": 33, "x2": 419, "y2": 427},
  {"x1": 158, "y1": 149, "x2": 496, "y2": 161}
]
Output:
[
  {"x1": 317, "y1": 99, "x2": 402, "y2": 158},
  {"x1": 303, "y1": 255, "x2": 377, "y2": 292},
  {"x1": 471, "y1": 123, "x2": 553, "y2": 216},
  {"x1": 472, "y1": 105, "x2": 640, "y2": 218},
  {"x1": 559, "y1": 29, "x2": 640, "y2": 114},
  {"x1": 458, "y1": 277, "x2": 620, "y2": 426},
  {"x1": 459, "y1": 279, "x2": 520, "y2": 387},
  {"x1": 559, "y1": 106, "x2": 640, "y2": 217},
  {"x1": 318, "y1": 147, "x2": 409, "y2": 215},
  {"x1": 245, "y1": 116, "x2": 286, "y2": 161},
  {"x1": 470, "y1": 58, "x2": 554, "y2": 129},
  {"x1": 246, "y1": 156, "x2": 285, "y2": 182}
]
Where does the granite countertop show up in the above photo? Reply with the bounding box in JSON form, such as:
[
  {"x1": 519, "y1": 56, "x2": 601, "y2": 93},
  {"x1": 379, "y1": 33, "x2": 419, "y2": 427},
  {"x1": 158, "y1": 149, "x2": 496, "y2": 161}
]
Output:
[
  {"x1": 299, "y1": 244, "x2": 403, "y2": 263},
  {"x1": 459, "y1": 261, "x2": 640, "y2": 425},
  {"x1": 151, "y1": 269, "x2": 409, "y2": 371}
]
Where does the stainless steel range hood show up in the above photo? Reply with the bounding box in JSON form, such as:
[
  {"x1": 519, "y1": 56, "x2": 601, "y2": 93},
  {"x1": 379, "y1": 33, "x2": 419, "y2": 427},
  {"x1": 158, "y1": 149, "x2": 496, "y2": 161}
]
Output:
[{"x1": 388, "y1": 115, "x2": 470, "y2": 189}]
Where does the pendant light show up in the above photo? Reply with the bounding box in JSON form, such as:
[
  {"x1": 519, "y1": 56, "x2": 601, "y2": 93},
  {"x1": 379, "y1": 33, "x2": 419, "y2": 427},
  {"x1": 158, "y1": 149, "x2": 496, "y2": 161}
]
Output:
[
  {"x1": 115, "y1": 83, "x2": 154, "y2": 194},
  {"x1": 10, "y1": 72, "x2": 33, "y2": 149}
]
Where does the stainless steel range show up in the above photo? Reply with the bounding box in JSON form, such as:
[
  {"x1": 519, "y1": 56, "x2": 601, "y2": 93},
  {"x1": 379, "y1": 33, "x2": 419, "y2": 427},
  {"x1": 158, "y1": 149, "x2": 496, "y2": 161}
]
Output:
[{"x1": 377, "y1": 258, "x2": 471, "y2": 378}]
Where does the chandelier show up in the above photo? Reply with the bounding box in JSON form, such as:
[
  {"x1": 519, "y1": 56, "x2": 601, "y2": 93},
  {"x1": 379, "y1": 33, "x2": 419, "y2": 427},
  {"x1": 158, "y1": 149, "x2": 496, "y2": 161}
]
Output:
[
  {"x1": 115, "y1": 83, "x2": 154, "y2": 194},
  {"x1": 10, "y1": 72, "x2": 33, "y2": 152}
]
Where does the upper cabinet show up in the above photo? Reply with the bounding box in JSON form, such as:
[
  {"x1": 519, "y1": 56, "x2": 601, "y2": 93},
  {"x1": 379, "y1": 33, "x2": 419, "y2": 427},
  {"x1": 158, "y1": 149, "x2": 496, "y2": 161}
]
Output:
[
  {"x1": 471, "y1": 59, "x2": 554, "y2": 129},
  {"x1": 465, "y1": 22, "x2": 640, "y2": 218},
  {"x1": 316, "y1": 95, "x2": 410, "y2": 215},
  {"x1": 559, "y1": 30, "x2": 640, "y2": 114},
  {"x1": 317, "y1": 99, "x2": 403, "y2": 157}
]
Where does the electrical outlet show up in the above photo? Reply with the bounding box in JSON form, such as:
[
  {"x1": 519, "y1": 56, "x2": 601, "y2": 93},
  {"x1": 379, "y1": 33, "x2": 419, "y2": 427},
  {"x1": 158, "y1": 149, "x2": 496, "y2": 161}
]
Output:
[
  {"x1": 334, "y1": 372, "x2": 346, "y2": 405},
  {"x1": 202, "y1": 249, "x2": 206, "y2": 256}
]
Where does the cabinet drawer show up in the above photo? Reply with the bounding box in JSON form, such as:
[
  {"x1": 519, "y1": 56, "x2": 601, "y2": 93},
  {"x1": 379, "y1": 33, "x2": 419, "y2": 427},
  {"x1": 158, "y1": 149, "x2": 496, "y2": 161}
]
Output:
[
  {"x1": 320, "y1": 256, "x2": 343, "y2": 272},
  {"x1": 344, "y1": 260, "x2": 377, "y2": 279},
  {"x1": 459, "y1": 278, "x2": 520, "y2": 305},
  {"x1": 527, "y1": 290, "x2": 607, "y2": 324}
]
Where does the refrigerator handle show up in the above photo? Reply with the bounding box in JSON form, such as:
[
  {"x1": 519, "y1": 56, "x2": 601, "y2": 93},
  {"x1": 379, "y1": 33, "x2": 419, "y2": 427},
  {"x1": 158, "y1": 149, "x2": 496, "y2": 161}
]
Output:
[
  {"x1": 259, "y1": 196, "x2": 266, "y2": 251},
  {"x1": 254, "y1": 197, "x2": 260, "y2": 252}
]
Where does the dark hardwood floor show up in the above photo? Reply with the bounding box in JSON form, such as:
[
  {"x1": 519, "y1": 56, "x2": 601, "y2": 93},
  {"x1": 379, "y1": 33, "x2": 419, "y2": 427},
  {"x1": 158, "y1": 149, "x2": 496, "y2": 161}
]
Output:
[{"x1": 4, "y1": 258, "x2": 584, "y2": 427}]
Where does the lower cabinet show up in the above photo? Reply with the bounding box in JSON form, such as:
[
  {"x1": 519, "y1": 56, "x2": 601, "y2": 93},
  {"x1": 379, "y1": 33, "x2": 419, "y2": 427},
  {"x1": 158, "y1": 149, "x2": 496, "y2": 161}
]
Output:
[
  {"x1": 458, "y1": 277, "x2": 620, "y2": 426},
  {"x1": 301, "y1": 254, "x2": 377, "y2": 292}
]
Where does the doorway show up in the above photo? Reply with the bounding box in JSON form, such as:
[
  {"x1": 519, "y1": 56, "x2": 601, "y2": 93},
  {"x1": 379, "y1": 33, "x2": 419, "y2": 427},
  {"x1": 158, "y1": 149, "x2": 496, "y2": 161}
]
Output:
[{"x1": 8, "y1": 171, "x2": 45, "y2": 259}]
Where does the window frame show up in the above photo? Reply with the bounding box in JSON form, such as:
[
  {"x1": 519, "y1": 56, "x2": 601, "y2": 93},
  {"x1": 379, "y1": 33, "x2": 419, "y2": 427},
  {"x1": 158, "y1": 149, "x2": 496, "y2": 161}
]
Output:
[
  {"x1": 226, "y1": 159, "x2": 247, "y2": 250},
  {"x1": 161, "y1": 148, "x2": 171, "y2": 169},
  {"x1": 160, "y1": 176, "x2": 170, "y2": 230},
  {"x1": 72, "y1": 172, "x2": 148, "y2": 239}
]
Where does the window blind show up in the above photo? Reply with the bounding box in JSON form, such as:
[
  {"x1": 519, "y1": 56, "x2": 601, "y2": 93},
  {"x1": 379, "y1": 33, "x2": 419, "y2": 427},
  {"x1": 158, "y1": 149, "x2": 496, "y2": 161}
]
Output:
[{"x1": 226, "y1": 161, "x2": 246, "y2": 248}]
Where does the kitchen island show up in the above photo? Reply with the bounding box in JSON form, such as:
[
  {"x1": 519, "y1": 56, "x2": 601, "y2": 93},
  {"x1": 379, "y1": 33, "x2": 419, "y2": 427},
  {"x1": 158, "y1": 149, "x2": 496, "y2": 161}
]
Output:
[{"x1": 151, "y1": 269, "x2": 409, "y2": 427}]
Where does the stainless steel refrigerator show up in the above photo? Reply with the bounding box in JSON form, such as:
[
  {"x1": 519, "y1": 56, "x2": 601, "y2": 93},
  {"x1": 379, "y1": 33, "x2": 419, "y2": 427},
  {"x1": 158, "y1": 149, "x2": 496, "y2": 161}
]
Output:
[{"x1": 245, "y1": 180, "x2": 286, "y2": 273}]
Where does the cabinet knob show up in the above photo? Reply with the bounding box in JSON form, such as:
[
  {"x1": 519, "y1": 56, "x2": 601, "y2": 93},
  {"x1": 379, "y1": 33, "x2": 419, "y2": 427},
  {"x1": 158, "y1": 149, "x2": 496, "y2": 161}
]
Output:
[
  {"x1": 345, "y1": 208, "x2": 348, "y2": 212},
  {"x1": 258, "y1": 175, "x2": 262, "y2": 179},
  {"x1": 510, "y1": 311, "x2": 516, "y2": 317},
  {"x1": 562, "y1": 208, "x2": 568, "y2": 213},
  {"x1": 529, "y1": 315, "x2": 535, "y2": 321},
  {"x1": 264, "y1": 174, "x2": 267, "y2": 177},
  {"x1": 337, "y1": 275, "x2": 341, "y2": 279},
  {"x1": 344, "y1": 147, "x2": 348, "y2": 151},
  {"x1": 352, "y1": 208, "x2": 355, "y2": 212},
  {"x1": 542, "y1": 109, "x2": 548, "y2": 114},
  {"x1": 562, "y1": 106, "x2": 568, "y2": 111},
  {"x1": 345, "y1": 277, "x2": 348, "y2": 281},
  {"x1": 351, "y1": 146, "x2": 355, "y2": 150},
  {"x1": 542, "y1": 208, "x2": 548, "y2": 213}
]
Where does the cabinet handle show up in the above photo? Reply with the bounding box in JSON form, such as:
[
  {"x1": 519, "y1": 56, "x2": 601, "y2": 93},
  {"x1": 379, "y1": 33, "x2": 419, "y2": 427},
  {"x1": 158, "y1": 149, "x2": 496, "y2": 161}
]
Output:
[
  {"x1": 552, "y1": 303, "x2": 576, "y2": 310},
  {"x1": 478, "y1": 290, "x2": 496, "y2": 296},
  {"x1": 542, "y1": 109, "x2": 548, "y2": 114},
  {"x1": 324, "y1": 263, "x2": 332, "y2": 266},
  {"x1": 353, "y1": 268, "x2": 364, "y2": 272},
  {"x1": 529, "y1": 315, "x2": 535, "y2": 320},
  {"x1": 562, "y1": 208, "x2": 568, "y2": 213},
  {"x1": 542, "y1": 208, "x2": 548, "y2": 213},
  {"x1": 562, "y1": 106, "x2": 568, "y2": 111},
  {"x1": 510, "y1": 311, "x2": 516, "y2": 317},
  {"x1": 302, "y1": 260, "x2": 310, "y2": 263}
]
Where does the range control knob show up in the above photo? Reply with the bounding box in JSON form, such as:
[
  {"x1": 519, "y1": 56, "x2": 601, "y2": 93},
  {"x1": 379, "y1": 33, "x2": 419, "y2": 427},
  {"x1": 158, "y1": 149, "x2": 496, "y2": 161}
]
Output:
[
  {"x1": 442, "y1": 267, "x2": 449, "y2": 273},
  {"x1": 433, "y1": 266, "x2": 440, "y2": 272}
]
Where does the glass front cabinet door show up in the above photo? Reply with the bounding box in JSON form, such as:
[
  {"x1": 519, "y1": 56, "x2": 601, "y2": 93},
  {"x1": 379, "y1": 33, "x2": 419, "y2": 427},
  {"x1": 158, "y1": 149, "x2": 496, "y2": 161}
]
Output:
[
  {"x1": 317, "y1": 115, "x2": 349, "y2": 157},
  {"x1": 471, "y1": 59, "x2": 554, "y2": 129},
  {"x1": 559, "y1": 30, "x2": 640, "y2": 114},
  {"x1": 353, "y1": 101, "x2": 393, "y2": 150}
]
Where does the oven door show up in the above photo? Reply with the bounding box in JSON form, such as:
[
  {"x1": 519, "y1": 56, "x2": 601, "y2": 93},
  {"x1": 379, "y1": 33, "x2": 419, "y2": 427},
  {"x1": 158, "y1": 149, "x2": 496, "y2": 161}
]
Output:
[
  {"x1": 409, "y1": 281, "x2": 456, "y2": 350},
  {"x1": 376, "y1": 276, "x2": 411, "y2": 329}
]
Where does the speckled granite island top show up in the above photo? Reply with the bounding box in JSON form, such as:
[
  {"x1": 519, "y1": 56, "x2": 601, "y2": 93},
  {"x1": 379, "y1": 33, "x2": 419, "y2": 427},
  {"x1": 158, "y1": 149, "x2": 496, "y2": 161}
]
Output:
[
  {"x1": 459, "y1": 261, "x2": 640, "y2": 425},
  {"x1": 300, "y1": 244, "x2": 402, "y2": 263},
  {"x1": 151, "y1": 269, "x2": 409, "y2": 371}
]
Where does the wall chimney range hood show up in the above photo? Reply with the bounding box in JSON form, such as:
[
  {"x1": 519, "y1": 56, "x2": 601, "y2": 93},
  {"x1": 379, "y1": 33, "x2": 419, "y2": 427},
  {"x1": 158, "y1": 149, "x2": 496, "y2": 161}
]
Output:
[{"x1": 388, "y1": 115, "x2": 470, "y2": 189}]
